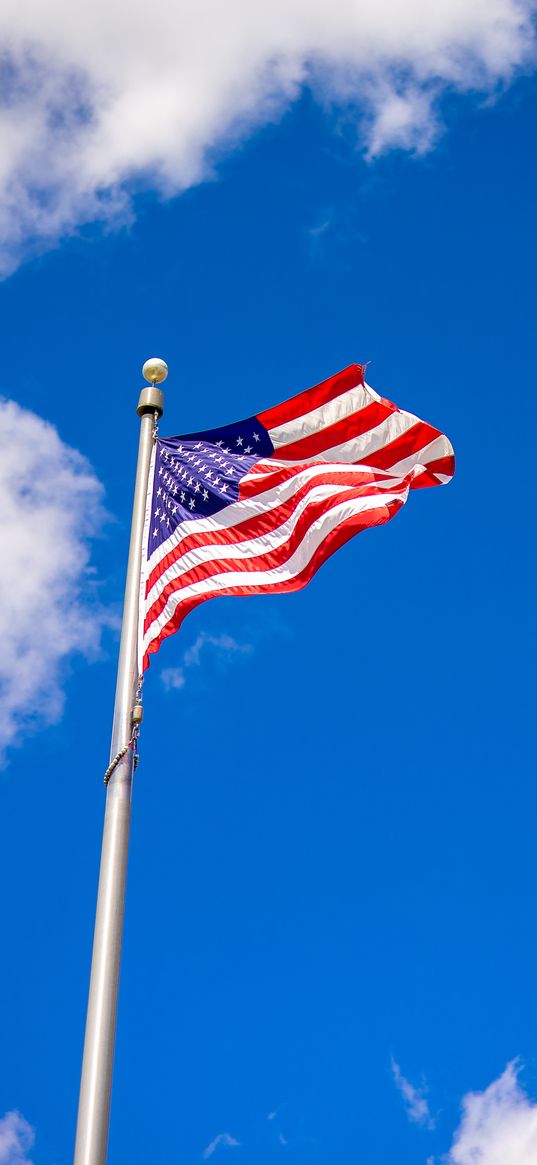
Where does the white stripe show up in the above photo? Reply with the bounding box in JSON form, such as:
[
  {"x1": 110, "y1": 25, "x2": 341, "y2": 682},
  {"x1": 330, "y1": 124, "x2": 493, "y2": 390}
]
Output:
[
  {"x1": 268, "y1": 381, "x2": 380, "y2": 449},
  {"x1": 144, "y1": 488, "x2": 407, "y2": 652},
  {"x1": 380, "y1": 433, "x2": 454, "y2": 478},
  {"x1": 241, "y1": 457, "x2": 397, "y2": 483},
  {"x1": 269, "y1": 408, "x2": 422, "y2": 467}
]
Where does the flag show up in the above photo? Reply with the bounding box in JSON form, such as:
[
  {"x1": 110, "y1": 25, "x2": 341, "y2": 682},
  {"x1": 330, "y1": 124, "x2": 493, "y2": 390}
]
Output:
[{"x1": 139, "y1": 364, "x2": 454, "y2": 670}]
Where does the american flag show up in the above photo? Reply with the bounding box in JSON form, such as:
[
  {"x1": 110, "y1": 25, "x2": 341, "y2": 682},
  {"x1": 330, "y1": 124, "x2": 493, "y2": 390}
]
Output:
[{"x1": 139, "y1": 364, "x2": 454, "y2": 670}]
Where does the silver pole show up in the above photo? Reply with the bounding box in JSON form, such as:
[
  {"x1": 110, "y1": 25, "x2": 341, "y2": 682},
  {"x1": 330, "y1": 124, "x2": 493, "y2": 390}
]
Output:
[{"x1": 74, "y1": 360, "x2": 168, "y2": 1165}]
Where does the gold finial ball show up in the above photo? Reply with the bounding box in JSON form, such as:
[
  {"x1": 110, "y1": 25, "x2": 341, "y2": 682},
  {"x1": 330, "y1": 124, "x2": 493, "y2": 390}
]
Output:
[{"x1": 142, "y1": 357, "x2": 169, "y2": 385}]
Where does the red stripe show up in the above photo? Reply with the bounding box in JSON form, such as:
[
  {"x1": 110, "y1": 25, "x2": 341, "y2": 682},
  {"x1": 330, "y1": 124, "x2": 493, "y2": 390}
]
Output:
[
  {"x1": 239, "y1": 460, "x2": 387, "y2": 500},
  {"x1": 423, "y1": 454, "x2": 455, "y2": 479},
  {"x1": 143, "y1": 483, "x2": 409, "y2": 632},
  {"x1": 273, "y1": 400, "x2": 389, "y2": 461},
  {"x1": 143, "y1": 498, "x2": 402, "y2": 669},
  {"x1": 408, "y1": 468, "x2": 441, "y2": 489},
  {"x1": 145, "y1": 467, "x2": 406, "y2": 596},
  {"x1": 355, "y1": 420, "x2": 441, "y2": 471},
  {"x1": 257, "y1": 364, "x2": 365, "y2": 432},
  {"x1": 408, "y1": 454, "x2": 455, "y2": 490}
]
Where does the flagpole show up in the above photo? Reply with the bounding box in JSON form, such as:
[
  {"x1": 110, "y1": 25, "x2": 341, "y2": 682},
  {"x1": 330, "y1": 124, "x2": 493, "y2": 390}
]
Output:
[{"x1": 73, "y1": 358, "x2": 168, "y2": 1165}]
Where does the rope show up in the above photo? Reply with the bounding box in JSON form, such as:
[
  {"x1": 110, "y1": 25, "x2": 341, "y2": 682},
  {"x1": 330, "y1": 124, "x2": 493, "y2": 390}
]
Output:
[
  {"x1": 103, "y1": 728, "x2": 140, "y2": 786},
  {"x1": 103, "y1": 657, "x2": 144, "y2": 788}
]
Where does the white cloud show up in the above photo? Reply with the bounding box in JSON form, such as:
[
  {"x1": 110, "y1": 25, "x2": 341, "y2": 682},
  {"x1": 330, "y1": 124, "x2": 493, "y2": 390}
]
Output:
[
  {"x1": 160, "y1": 667, "x2": 186, "y2": 692},
  {"x1": 0, "y1": 1111, "x2": 34, "y2": 1165},
  {"x1": 0, "y1": 0, "x2": 534, "y2": 273},
  {"x1": 445, "y1": 1061, "x2": 537, "y2": 1165},
  {"x1": 202, "y1": 1132, "x2": 240, "y2": 1159},
  {"x1": 161, "y1": 631, "x2": 253, "y2": 692},
  {"x1": 391, "y1": 1057, "x2": 435, "y2": 1129},
  {"x1": 0, "y1": 398, "x2": 109, "y2": 760},
  {"x1": 183, "y1": 632, "x2": 253, "y2": 668}
]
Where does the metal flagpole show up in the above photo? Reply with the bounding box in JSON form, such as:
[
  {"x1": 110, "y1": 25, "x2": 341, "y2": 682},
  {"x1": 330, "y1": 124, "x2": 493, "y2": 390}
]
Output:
[{"x1": 73, "y1": 358, "x2": 168, "y2": 1165}]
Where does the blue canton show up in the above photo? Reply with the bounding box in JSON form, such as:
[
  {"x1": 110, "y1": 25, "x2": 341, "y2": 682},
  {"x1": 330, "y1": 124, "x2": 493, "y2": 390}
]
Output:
[{"x1": 149, "y1": 416, "x2": 273, "y2": 553}]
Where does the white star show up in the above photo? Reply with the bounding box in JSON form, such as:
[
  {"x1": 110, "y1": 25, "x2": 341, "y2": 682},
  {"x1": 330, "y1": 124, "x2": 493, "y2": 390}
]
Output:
[
  {"x1": 236, "y1": 436, "x2": 243, "y2": 446},
  {"x1": 188, "y1": 476, "x2": 194, "y2": 486},
  {"x1": 157, "y1": 486, "x2": 162, "y2": 497},
  {"x1": 180, "y1": 491, "x2": 186, "y2": 502},
  {"x1": 224, "y1": 447, "x2": 231, "y2": 454},
  {"x1": 189, "y1": 498, "x2": 195, "y2": 510},
  {"x1": 214, "y1": 476, "x2": 220, "y2": 485},
  {"x1": 194, "y1": 441, "x2": 202, "y2": 449},
  {"x1": 152, "y1": 528, "x2": 158, "y2": 538},
  {"x1": 205, "y1": 470, "x2": 213, "y2": 480},
  {"x1": 215, "y1": 439, "x2": 223, "y2": 447},
  {"x1": 158, "y1": 466, "x2": 163, "y2": 476},
  {"x1": 221, "y1": 483, "x2": 228, "y2": 493},
  {"x1": 194, "y1": 482, "x2": 201, "y2": 493},
  {"x1": 245, "y1": 445, "x2": 252, "y2": 454},
  {"x1": 160, "y1": 514, "x2": 166, "y2": 523},
  {"x1": 154, "y1": 507, "x2": 160, "y2": 517},
  {"x1": 253, "y1": 432, "x2": 260, "y2": 442},
  {"x1": 203, "y1": 489, "x2": 209, "y2": 501}
]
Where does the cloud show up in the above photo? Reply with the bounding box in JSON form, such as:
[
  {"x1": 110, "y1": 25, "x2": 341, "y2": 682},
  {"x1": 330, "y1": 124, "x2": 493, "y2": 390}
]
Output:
[
  {"x1": 160, "y1": 667, "x2": 186, "y2": 692},
  {"x1": 202, "y1": 1132, "x2": 240, "y2": 1158},
  {"x1": 183, "y1": 632, "x2": 253, "y2": 668},
  {"x1": 445, "y1": 1061, "x2": 537, "y2": 1165},
  {"x1": 391, "y1": 1057, "x2": 435, "y2": 1129},
  {"x1": 0, "y1": 1112, "x2": 35, "y2": 1165},
  {"x1": 0, "y1": 0, "x2": 534, "y2": 273},
  {"x1": 161, "y1": 632, "x2": 253, "y2": 692},
  {"x1": 0, "y1": 398, "x2": 109, "y2": 760}
]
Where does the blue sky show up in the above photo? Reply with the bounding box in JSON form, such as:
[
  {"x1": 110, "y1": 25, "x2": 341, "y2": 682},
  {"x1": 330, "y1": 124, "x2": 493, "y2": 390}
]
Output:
[{"x1": 1, "y1": 7, "x2": 537, "y2": 1162}]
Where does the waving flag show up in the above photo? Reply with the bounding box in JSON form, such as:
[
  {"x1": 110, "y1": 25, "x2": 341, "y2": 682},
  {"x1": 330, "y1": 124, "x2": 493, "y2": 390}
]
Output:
[{"x1": 139, "y1": 364, "x2": 454, "y2": 670}]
